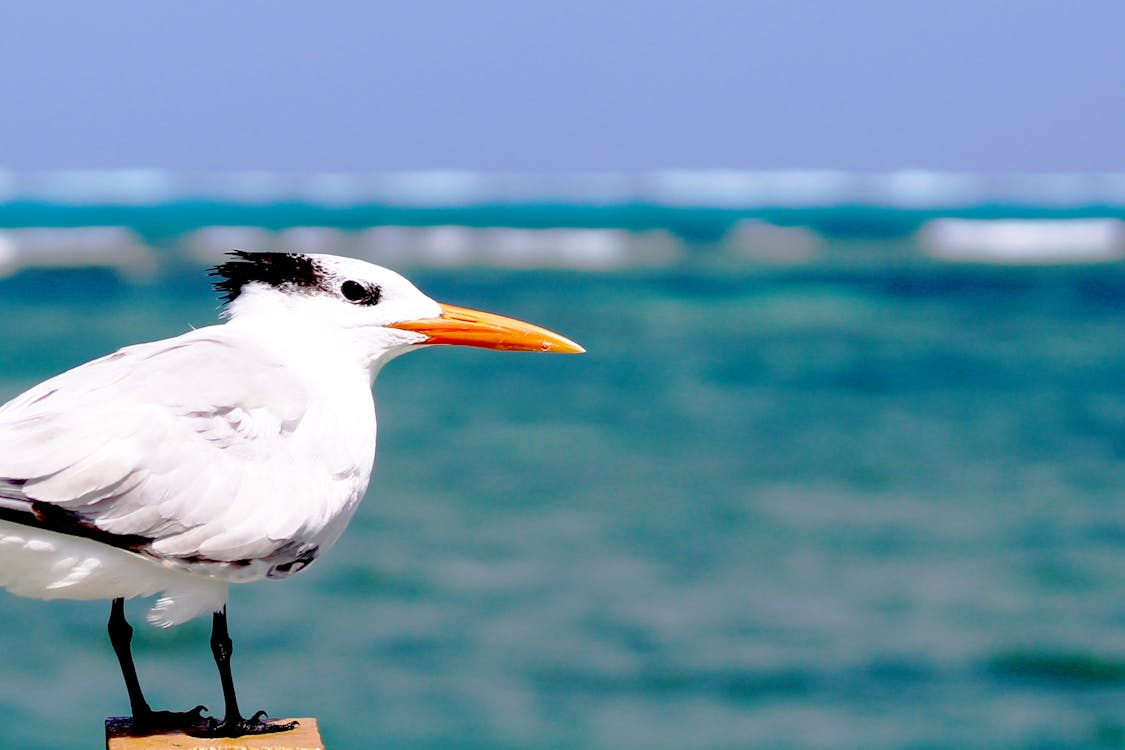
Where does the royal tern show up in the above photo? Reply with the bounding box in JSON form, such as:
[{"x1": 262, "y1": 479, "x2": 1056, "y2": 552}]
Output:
[{"x1": 0, "y1": 251, "x2": 583, "y2": 737}]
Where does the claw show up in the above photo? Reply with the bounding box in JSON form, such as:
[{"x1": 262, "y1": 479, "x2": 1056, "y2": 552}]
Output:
[{"x1": 187, "y1": 711, "x2": 298, "y2": 738}]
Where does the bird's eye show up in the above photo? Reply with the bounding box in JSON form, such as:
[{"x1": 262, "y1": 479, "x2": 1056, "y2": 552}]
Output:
[{"x1": 341, "y1": 280, "x2": 380, "y2": 305}]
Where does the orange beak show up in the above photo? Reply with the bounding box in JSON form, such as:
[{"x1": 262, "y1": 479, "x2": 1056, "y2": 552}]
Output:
[{"x1": 388, "y1": 303, "x2": 585, "y2": 354}]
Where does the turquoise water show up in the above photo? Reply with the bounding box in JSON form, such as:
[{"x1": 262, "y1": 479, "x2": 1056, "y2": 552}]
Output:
[{"x1": 3, "y1": 256, "x2": 1125, "y2": 748}]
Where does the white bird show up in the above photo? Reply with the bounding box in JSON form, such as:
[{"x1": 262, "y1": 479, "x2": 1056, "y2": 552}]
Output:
[{"x1": 0, "y1": 251, "x2": 583, "y2": 737}]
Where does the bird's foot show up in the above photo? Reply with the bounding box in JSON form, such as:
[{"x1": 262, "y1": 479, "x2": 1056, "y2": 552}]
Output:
[
  {"x1": 127, "y1": 705, "x2": 211, "y2": 735},
  {"x1": 188, "y1": 710, "x2": 298, "y2": 738}
]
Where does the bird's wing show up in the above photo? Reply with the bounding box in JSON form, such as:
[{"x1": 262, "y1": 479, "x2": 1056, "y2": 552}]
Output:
[{"x1": 0, "y1": 329, "x2": 352, "y2": 566}]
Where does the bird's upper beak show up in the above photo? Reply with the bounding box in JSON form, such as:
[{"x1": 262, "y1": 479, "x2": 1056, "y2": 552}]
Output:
[{"x1": 389, "y1": 303, "x2": 585, "y2": 354}]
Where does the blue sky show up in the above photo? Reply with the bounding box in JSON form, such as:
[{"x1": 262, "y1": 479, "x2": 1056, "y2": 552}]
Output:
[{"x1": 1, "y1": 0, "x2": 1122, "y2": 172}]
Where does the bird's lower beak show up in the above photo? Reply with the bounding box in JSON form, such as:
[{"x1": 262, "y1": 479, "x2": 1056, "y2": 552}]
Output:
[{"x1": 389, "y1": 303, "x2": 585, "y2": 354}]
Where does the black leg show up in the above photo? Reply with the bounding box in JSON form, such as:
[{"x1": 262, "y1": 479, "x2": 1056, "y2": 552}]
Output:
[
  {"x1": 189, "y1": 606, "x2": 296, "y2": 738},
  {"x1": 107, "y1": 598, "x2": 208, "y2": 735},
  {"x1": 108, "y1": 597, "x2": 150, "y2": 717}
]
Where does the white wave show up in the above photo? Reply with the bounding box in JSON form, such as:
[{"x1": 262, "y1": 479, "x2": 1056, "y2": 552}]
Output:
[
  {"x1": 3, "y1": 168, "x2": 1125, "y2": 208},
  {"x1": 0, "y1": 227, "x2": 155, "y2": 278},
  {"x1": 870, "y1": 171, "x2": 986, "y2": 208},
  {"x1": 355, "y1": 225, "x2": 679, "y2": 269},
  {"x1": 16, "y1": 170, "x2": 177, "y2": 205},
  {"x1": 494, "y1": 173, "x2": 638, "y2": 204},
  {"x1": 1099, "y1": 174, "x2": 1125, "y2": 205},
  {"x1": 182, "y1": 226, "x2": 277, "y2": 265},
  {"x1": 337, "y1": 172, "x2": 638, "y2": 207},
  {"x1": 993, "y1": 173, "x2": 1103, "y2": 207},
  {"x1": 644, "y1": 170, "x2": 852, "y2": 208},
  {"x1": 275, "y1": 226, "x2": 352, "y2": 255},
  {"x1": 185, "y1": 172, "x2": 307, "y2": 204},
  {"x1": 479, "y1": 227, "x2": 678, "y2": 269},
  {"x1": 919, "y1": 218, "x2": 1125, "y2": 264},
  {"x1": 725, "y1": 220, "x2": 822, "y2": 264},
  {"x1": 181, "y1": 225, "x2": 678, "y2": 270},
  {"x1": 0, "y1": 169, "x2": 15, "y2": 202},
  {"x1": 300, "y1": 173, "x2": 378, "y2": 207},
  {"x1": 370, "y1": 172, "x2": 485, "y2": 207}
]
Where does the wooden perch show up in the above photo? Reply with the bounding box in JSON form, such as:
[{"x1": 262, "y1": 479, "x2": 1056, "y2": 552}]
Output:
[{"x1": 105, "y1": 717, "x2": 323, "y2": 750}]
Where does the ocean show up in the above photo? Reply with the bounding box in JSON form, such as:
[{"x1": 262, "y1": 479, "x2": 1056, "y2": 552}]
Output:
[{"x1": 2, "y1": 171, "x2": 1125, "y2": 748}]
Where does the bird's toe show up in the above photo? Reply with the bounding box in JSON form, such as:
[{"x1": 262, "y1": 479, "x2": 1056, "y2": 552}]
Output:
[
  {"x1": 187, "y1": 711, "x2": 298, "y2": 738},
  {"x1": 128, "y1": 705, "x2": 211, "y2": 735}
]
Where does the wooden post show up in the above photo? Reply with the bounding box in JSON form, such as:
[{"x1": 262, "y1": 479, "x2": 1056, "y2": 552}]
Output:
[{"x1": 105, "y1": 717, "x2": 323, "y2": 750}]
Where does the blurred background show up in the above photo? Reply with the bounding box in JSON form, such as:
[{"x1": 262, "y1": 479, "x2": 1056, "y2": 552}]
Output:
[{"x1": 3, "y1": 1, "x2": 1125, "y2": 748}]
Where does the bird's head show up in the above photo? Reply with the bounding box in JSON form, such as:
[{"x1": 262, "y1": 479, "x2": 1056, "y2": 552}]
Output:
[{"x1": 210, "y1": 251, "x2": 584, "y2": 369}]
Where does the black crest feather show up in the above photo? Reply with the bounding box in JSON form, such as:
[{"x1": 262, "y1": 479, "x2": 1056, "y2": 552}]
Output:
[{"x1": 209, "y1": 250, "x2": 324, "y2": 303}]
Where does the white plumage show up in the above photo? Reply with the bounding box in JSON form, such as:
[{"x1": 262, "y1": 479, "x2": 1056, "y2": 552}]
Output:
[
  {"x1": 0, "y1": 251, "x2": 582, "y2": 737},
  {"x1": 0, "y1": 325, "x2": 375, "y2": 625}
]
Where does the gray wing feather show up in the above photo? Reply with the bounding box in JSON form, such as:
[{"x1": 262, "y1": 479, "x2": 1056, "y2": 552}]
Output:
[{"x1": 0, "y1": 327, "x2": 329, "y2": 565}]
